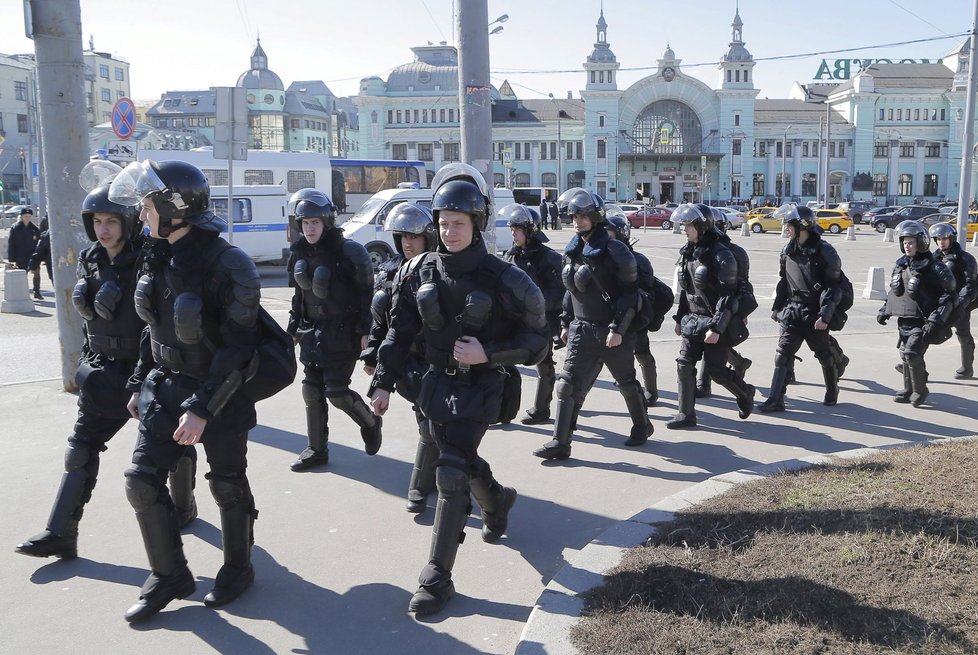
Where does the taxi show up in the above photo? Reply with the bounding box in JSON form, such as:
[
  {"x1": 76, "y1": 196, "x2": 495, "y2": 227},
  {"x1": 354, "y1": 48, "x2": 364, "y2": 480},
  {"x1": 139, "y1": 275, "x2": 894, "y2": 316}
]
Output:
[
  {"x1": 938, "y1": 212, "x2": 978, "y2": 240},
  {"x1": 812, "y1": 209, "x2": 854, "y2": 234},
  {"x1": 745, "y1": 207, "x2": 779, "y2": 233}
]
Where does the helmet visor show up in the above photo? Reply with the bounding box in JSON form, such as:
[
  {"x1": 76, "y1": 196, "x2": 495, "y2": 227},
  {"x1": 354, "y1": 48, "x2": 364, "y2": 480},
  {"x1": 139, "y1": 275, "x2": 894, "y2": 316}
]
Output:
[
  {"x1": 79, "y1": 160, "x2": 124, "y2": 193},
  {"x1": 108, "y1": 160, "x2": 167, "y2": 207},
  {"x1": 773, "y1": 203, "x2": 800, "y2": 223},
  {"x1": 430, "y1": 162, "x2": 490, "y2": 200},
  {"x1": 672, "y1": 203, "x2": 709, "y2": 226}
]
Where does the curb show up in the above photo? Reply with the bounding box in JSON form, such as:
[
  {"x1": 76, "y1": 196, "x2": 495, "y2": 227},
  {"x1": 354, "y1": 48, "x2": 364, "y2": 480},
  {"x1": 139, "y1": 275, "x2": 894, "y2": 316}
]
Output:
[{"x1": 514, "y1": 434, "x2": 978, "y2": 655}]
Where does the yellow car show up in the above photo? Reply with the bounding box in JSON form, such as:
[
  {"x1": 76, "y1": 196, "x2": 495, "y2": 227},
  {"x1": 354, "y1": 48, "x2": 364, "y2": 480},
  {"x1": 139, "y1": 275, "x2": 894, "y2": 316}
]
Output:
[
  {"x1": 813, "y1": 209, "x2": 854, "y2": 234},
  {"x1": 937, "y1": 212, "x2": 978, "y2": 240},
  {"x1": 746, "y1": 207, "x2": 779, "y2": 233}
]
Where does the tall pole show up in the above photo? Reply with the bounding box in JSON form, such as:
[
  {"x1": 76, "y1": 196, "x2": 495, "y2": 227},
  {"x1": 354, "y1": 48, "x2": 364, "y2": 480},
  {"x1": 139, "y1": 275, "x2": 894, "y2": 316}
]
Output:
[
  {"x1": 549, "y1": 94, "x2": 563, "y2": 193},
  {"x1": 781, "y1": 125, "x2": 791, "y2": 204},
  {"x1": 457, "y1": 0, "x2": 495, "y2": 252},
  {"x1": 823, "y1": 101, "x2": 832, "y2": 206},
  {"x1": 957, "y1": 0, "x2": 978, "y2": 248},
  {"x1": 28, "y1": 0, "x2": 90, "y2": 391}
]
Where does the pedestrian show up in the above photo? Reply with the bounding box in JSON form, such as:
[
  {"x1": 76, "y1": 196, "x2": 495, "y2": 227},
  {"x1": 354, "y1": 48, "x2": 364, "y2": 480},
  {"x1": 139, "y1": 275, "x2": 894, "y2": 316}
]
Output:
[
  {"x1": 877, "y1": 221, "x2": 957, "y2": 407},
  {"x1": 369, "y1": 162, "x2": 547, "y2": 615},
  {"x1": 533, "y1": 188, "x2": 653, "y2": 460},
  {"x1": 28, "y1": 215, "x2": 53, "y2": 286},
  {"x1": 15, "y1": 184, "x2": 196, "y2": 561},
  {"x1": 500, "y1": 203, "x2": 564, "y2": 424},
  {"x1": 668, "y1": 203, "x2": 755, "y2": 429},
  {"x1": 361, "y1": 202, "x2": 438, "y2": 513},
  {"x1": 108, "y1": 159, "x2": 263, "y2": 622},
  {"x1": 549, "y1": 200, "x2": 559, "y2": 230},
  {"x1": 929, "y1": 223, "x2": 976, "y2": 379},
  {"x1": 695, "y1": 209, "x2": 755, "y2": 398},
  {"x1": 759, "y1": 205, "x2": 848, "y2": 412},
  {"x1": 286, "y1": 188, "x2": 382, "y2": 471},
  {"x1": 7, "y1": 207, "x2": 42, "y2": 300},
  {"x1": 539, "y1": 198, "x2": 549, "y2": 229}
]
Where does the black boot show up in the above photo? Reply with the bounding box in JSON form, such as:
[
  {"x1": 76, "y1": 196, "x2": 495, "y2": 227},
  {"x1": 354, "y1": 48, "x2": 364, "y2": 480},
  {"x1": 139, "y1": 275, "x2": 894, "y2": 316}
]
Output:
[
  {"x1": 956, "y1": 342, "x2": 975, "y2": 379},
  {"x1": 520, "y1": 369, "x2": 554, "y2": 424},
  {"x1": 635, "y1": 352, "x2": 659, "y2": 406},
  {"x1": 759, "y1": 366, "x2": 790, "y2": 413},
  {"x1": 893, "y1": 363, "x2": 912, "y2": 403},
  {"x1": 204, "y1": 480, "x2": 256, "y2": 608},
  {"x1": 409, "y1": 466, "x2": 469, "y2": 615},
  {"x1": 125, "y1": 501, "x2": 195, "y2": 623},
  {"x1": 829, "y1": 337, "x2": 849, "y2": 378},
  {"x1": 169, "y1": 452, "x2": 197, "y2": 529},
  {"x1": 716, "y1": 372, "x2": 755, "y2": 420},
  {"x1": 821, "y1": 361, "x2": 839, "y2": 406},
  {"x1": 667, "y1": 364, "x2": 697, "y2": 429},
  {"x1": 406, "y1": 419, "x2": 437, "y2": 514},
  {"x1": 333, "y1": 391, "x2": 382, "y2": 456},
  {"x1": 292, "y1": 384, "x2": 329, "y2": 471},
  {"x1": 470, "y1": 472, "x2": 517, "y2": 543},
  {"x1": 729, "y1": 348, "x2": 753, "y2": 378},
  {"x1": 908, "y1": 362, "x2": 930, "y2": 407},
  {"x1": 533, "y1": 382, "x2": 574, "y2": 460},
  {"x1": 15, "y1": 465, "x2": 90, "y2": 559},
  {"x1": 695, "y1": 360, "x2": 712, "y2": 398},
  {"x1": 621, "y1": 381, "x2": 654, "y2": 447}
]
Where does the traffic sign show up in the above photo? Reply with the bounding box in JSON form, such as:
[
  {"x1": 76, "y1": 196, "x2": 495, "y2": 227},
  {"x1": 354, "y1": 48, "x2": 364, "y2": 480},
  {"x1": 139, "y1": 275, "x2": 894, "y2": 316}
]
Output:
[
  {"x1": 106, "y1": 139, "x2": 137, "y2": 161},
  {"x1": 111, "y1": 97, "x2": 136, "y2": 140},
  {"x1": 502, "y1": 149, "x2": 513, "y2": 167}
]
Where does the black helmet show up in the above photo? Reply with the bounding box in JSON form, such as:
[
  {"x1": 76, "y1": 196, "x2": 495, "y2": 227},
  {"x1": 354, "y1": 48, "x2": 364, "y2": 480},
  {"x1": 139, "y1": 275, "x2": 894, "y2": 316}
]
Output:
[
  {"x1": 898, "y1": 220, "x2": 930, "y2": 252},
  {"x1": 383, "y1": 203, "x2": 436, "y2": 256},
  {"x1": 430, "y1": 162, "x2": 492, "y2": 230},
  {"x1": 774, "y1": 203, "x2": 816, "y2": 231},
  {"x1": 290, "y1": 188, "x2": 336, "y2": 231},
  {"x1": 431, "y1": 179, "x2": 489, "y2": 231},
  {"x1": 672, "y1": 203, "x2": 715, "y2": 234},
  {"x1": 928, "y1": 221, "x2": 957, "y2": 241},
  {"x1": 498, "y1": 203, "x2": 547, "y2": 243},
  {"x1": 109, "y1": 159, "x2": 219, "y2": 237},
  {"x1": 81, "y1": 185, "x2": 141, "y2": 242},
  {"x1": 710, "y1": 207, "x2": 730, "y2": 234},
  {"x1": 559, "y1": 187, "x2": 605, "y2": 225},
  {"x1": 606, "y1": 215, "x2": 631, "y2": 242}
]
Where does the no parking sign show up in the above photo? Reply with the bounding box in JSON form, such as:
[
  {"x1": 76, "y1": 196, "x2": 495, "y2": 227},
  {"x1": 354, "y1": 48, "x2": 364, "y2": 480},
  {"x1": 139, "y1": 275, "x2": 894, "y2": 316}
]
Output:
[{"x1": 111, "y1": 97, "x2": 135, "y2": 140}]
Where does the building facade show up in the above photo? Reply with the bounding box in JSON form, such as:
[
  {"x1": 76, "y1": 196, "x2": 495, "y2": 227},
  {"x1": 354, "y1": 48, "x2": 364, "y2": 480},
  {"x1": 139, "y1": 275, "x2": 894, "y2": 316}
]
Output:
[
  {"x1": 0, "y1": 53, "x2": 37, "y2": 205},
  {"x1": 83, "y1": 38, "x2": 131, "y2": 128}
]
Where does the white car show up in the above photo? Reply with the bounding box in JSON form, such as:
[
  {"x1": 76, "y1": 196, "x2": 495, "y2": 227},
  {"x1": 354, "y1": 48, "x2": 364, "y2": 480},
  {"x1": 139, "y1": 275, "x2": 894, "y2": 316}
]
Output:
[{"x1": 716, "y1": 206, "x2": 746, "y2": 229}]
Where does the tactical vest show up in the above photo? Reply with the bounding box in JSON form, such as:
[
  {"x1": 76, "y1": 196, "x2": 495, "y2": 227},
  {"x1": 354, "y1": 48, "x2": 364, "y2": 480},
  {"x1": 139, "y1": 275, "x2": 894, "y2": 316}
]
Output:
[
  {"x1": 784, "y1": 255, "x2": 819, "y2": 304},
  {"x1": 297, "y1": 248, "x2": 361, "y2": 322},
  {"x1": 885, "y1": 267, "x2": 921, "y2": 318},
  {"x1": 682, "y1": 257, "x2": 718, "y2": 317},
  {"x1": 80, "y1": 257, "x2": 143, "y2": 360}
]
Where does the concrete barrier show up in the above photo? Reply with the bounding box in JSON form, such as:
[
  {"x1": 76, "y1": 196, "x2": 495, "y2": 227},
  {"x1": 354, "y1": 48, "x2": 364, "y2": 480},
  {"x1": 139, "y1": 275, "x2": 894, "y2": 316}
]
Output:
[
  {"x1": 883, "y1": 228, "x2": 895, "y2": 243},
  {"x1": 740, "y1": 223, "x2": 750, "y2": 237},
  {"x1": 781, "y1": 225, "x2": 789, "y2": 238},
  {"x1": 972, "y1": 231, "x2": 978, "y2": 247},
  {"x1": 672, "y1": 221, "x2": 682, "y2": 235},
  {"x1": 845, "y1": 226, "x2": 856, "y2": 241},
  {"x1": 862, "y1": 266, "x2": 887, "y2": 300},
  {"x1": 671, "y1": 265, "x2": 681, "y2": 297},
  {"x1": 1, "y1": 268, "x2": 35, "y2": 313}
]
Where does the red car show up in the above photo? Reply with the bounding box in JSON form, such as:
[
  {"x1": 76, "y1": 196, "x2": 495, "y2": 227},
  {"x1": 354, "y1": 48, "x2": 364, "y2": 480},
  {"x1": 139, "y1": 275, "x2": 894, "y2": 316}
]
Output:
[{"x1": 627, "y1": 206, "x2": 675, "y2": 229}]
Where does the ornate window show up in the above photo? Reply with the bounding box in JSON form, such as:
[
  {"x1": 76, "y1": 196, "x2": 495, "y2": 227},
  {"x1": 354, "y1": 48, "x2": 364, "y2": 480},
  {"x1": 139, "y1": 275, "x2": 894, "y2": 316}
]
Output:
[{"x1": 631, "y1": 100, "x2": 703, "y2": 155}]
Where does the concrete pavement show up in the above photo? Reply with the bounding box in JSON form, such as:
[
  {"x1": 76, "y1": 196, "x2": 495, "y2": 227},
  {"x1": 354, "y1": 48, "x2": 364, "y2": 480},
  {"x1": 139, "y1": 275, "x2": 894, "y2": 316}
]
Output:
[{"x1": 1, "y1": 225, "x2": 976, "y2": 654}]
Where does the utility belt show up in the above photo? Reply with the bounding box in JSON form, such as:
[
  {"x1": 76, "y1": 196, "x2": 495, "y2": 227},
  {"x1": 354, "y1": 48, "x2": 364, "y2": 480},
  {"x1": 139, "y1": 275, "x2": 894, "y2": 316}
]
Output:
[
  {"x1": 88, "y1": 334, "x2": 140, "y2": 360},
  {"x1": 151, "y1": 339, "x2": 212, "y2": 379}
]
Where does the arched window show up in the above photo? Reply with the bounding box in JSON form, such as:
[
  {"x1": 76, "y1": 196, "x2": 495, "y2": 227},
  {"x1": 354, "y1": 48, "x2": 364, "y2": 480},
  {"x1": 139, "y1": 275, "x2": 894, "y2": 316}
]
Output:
[
  {"x1": 515, "y1": 173, "x2": 531, "y2": 186},
  {"x1": 632, "y1": 100, "x2": 703, "y2": 155},
  {"x1": 541, "y1": 172, "x2": 557, "y2": 187}
]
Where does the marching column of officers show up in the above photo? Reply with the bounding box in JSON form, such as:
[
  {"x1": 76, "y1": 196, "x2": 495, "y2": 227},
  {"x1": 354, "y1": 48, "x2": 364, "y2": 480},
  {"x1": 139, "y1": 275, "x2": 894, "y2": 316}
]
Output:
[{"x1": 12, "y1": 158, "x2": 978, "y2": 622}]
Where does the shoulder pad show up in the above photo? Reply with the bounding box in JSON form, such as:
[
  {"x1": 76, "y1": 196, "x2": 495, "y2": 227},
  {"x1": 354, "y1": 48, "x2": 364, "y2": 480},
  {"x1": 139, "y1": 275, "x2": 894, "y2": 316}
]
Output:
[
  {"x1": 714, "y1": 246, "x2": 738, "y2": 288},
  {"x1": 219, "y1": 245, "x2": 255, "y2": 271},
  {"x1": 342, "y1": 239, "x2": 376, "y2": 286},
  {"x1": 500, "y1": 265, "x2": 547, "y2": 330},
  {"x1": 544, "y1": 247, "x2": 563, "y2": 270},
  {"x1": 606, "y1": 240, "x2": 637, "y2": 282}
]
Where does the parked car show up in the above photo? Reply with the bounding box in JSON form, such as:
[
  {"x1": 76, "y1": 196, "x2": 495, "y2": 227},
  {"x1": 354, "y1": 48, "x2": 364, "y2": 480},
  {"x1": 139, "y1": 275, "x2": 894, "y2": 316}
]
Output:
[
  {"x1": 628, "y1": 206, "x2": 675, "y2": 229},
  {"x1": 715, "y1": 206, "x2": 746, "y2": 229},
  {"x1": 871, "y1": 205, "x2": 939, "y2": 233},
  {"x1": 746, "y1": 212, "x2": 782, "y2": 233},
  {"x1": 604, "y1": 204, "x2": 627, "y2": 219},
  {"x1": 617, "y1": 204, "x2": 645, "y2": 215},
  {"x1": 813, "y1": 209, "x2": 854, "y2": 234},
  {"x1": 2, "y1": 204, "x2": 30, "y2": 218},
  {"x1": 835, "y1": 200, "x2": 874, "y2": 224},
  {"x1": 863, "y1": 205, "x2": 900, "y2": 227}
]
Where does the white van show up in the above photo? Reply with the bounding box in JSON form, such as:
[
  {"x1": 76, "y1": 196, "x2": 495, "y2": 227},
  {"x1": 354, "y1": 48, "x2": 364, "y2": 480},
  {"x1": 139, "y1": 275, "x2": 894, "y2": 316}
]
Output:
[
  {"x1": 342, "y1": 187, "x2": 515, "y2": 267},
  {"x1": 210, "y1": 185, "x2": 290, "y2": 264}
]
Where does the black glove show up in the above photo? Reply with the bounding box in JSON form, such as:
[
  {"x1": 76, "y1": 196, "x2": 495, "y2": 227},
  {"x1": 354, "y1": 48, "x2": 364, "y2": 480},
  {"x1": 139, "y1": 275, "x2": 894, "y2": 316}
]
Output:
[
  {"x1": 876, "y1": 310, "x2": 889, "y2": 326},
  {"x1": 922, "y1": 321, "x2": 936, "y2": 336}
]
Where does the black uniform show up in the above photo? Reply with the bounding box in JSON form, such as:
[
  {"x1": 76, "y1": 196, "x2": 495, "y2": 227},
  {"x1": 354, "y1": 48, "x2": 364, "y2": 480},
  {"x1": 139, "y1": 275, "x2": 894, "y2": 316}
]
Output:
[
  {"x1": 670, "y1": 229, "x2": 755, "y2": 427},
  {"x1": 15, "y1": 236, "x2": 196, "y2": 560},
  {"x1": 372, "y1": 237, "x2": 547, "y2": 613},
  {"x1": 878, "y1": 249, "x2": 957, "y2": 405},
  {"x1": 125, "y1": 227, "x2": 262, "y2": 618},
  {"x1": 8, "y1": 216, "x2": 41, "y2": 296},
  {"x1": 934, "y1": 241, "x2": 977, "y2": 378},
  {"x1": 504, "y1": 236, "x2": 564, "y2": 422},
  {"x1": 761, "y1": 227, "x2": 845, "y2": 411},
  {"x1": 549, "y1": 202, "x2": 559, "y2": 230},
  {"x1": 534, "y1": 226, "x2": 652, "y2": 458},
  {"x1": 287, "y1": 228, "x2": 381, "y2": 469}
]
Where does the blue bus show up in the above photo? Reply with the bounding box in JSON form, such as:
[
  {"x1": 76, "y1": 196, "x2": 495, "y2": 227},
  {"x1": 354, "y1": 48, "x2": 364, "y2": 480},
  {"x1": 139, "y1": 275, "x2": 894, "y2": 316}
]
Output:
[{"x1": 330, "y1": 159, "x2": 426, "y2": 213}]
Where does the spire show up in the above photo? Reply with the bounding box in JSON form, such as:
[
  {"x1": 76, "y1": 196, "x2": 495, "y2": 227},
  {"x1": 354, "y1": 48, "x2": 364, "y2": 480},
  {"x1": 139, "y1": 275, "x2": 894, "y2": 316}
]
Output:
[{"x1": 250, "y1": 38, "x2": 268, "y2": 70}]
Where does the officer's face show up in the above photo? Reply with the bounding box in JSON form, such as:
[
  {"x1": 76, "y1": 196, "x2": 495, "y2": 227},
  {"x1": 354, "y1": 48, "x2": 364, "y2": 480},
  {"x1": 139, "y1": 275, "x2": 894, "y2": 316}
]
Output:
[
  {"x1": 902, "y1": 237, "x2": 918, "y2": 257},
  {"x1": 572, "y1": 213, "x2": 592, "y2": 234},
  {"x1": 937, "y1": 236, "x2": 953, "y2": 251},
  {"x1": 786, "y1": 224, "x2": 798, "y2": 239},
  {"x1": 92, "y1": 213, "x2": 124, "y2": 249},
  {"x1": 511, "y1": 226, "x2": 527, "y2": 247},
  {"x1": 301, "y1": 216, "x2": 324, "y2": 244},
  {"x1": 684, "y1": 224, "x2": 699, "y2": 243},
  {"x1": 140, "y1": 198, "x2": 161, "y2": 238},
  {"x1": 400, "y1": 233, "x2": 427, "y2": 258},
  {"x1": 438, "y1": 210, "x2": 474, "y2": 253}
]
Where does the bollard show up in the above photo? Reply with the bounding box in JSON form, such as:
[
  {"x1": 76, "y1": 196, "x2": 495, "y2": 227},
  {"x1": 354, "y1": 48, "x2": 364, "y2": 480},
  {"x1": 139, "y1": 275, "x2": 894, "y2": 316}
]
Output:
[
  {"x1": 672, "y1": 220, "x2": 682, "y2": 235},
  {"x1": 781, "y1": 225, "x2": 790, "y2": 239},
  {"x1": 1, "y1": 268, "x2": 36, "y2": 313},
  {"x1": 845, "y1": 226, "x2": 856, "y2": 241},
  {"x1": 862, "y1": 266, "x2": 887, "y2": 300},
  {"x1": 883, "y1": 228, "x2": 895, "y2": 243},
  {"x1": 740, "y1": 223, "x2": 750, "y2": 237},
  {"x1": 671, "y1": 265, "x2": 681, "y2": 297},
  {"x1": 972, "y1": 231, "x2": 978, "y2": 247}
]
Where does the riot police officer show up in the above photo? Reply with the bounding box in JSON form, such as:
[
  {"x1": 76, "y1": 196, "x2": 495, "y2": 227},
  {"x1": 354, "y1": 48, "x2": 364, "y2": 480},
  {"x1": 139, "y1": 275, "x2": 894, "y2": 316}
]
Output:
[
  {"x1": 286, "y1": 189, "x2": 381, "y2": 471},
  {"x1": 929, "y1": 222, "x2": 977, "y2": 379},
  {"x1": 668, "y1": 203, "x2": 755, "y2": 429},
  {"x1": 361, "y1": 203, "x2": 438, "y2": 513},
  {"x1": 533, "y1": 189, "x2": 653, "y2": 460},
  {"x1": 605, "y1": 214, "x2": 660, "y2": 406},
  {"x1": 15, "y1": 184, "x2": 196, "y2": 561},
  {"x1": 109, "y1": 159, "x2": 262, "y2": 622},
  {"x1": 369, "y1": 163, "x2": 547, "y2": 615},
  {"x1": 878, "y1": 221, "x2": 957, "y2": 406},
  {"x1": 693, "y1": 210, "x2": 755, "y2": 398},
  {"x1": 501, "y1": 203, "x2": 564, "y2": 423},
  {"x1": 760, "y1": 205, "x2": 848, "y2": 412}
]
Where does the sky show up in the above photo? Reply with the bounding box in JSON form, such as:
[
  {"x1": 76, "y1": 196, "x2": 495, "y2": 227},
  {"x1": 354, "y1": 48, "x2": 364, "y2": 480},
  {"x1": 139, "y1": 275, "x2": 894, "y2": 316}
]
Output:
[{"x1": 3, "y1": 0, "x2": 975, "y2": 104}]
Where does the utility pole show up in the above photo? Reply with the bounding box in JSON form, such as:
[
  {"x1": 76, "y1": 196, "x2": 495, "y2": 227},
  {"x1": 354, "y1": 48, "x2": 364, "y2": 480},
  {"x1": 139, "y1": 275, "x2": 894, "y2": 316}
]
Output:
[
  {"x1": 957, "y1": 0, "x2": 978, "y2": 249},
  {"x1": 27, "y1": 0, "x2": 91, "y2": 391},
  {"x1": 823, "y1": 102, "x2": 832, "y2": 207},
  {"x1": 781, "y1": 125, "x2": 791, "y2": 204},
  {"x1": 457, "y1": 0, "x2": 495, "y2": 252}
]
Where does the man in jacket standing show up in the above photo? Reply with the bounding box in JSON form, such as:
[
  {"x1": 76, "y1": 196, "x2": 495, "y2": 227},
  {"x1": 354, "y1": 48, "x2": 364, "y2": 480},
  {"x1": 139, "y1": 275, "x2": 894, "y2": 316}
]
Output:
[{"x1": 8, "y1": 207, "x2": 41, "y2": 299}]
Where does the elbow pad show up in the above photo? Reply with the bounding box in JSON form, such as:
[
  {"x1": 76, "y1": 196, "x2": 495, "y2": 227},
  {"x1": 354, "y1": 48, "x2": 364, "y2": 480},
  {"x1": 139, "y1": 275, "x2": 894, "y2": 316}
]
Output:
[
  {"x1": 906, "y1": 274, "x2": 921, "y2": 300},
  {"x1": 134, "y1": 274, "x2": 158, "y2": 326},
  {"x1": 72, "y1": 278, "x2": 95, "y2": 321},
  {"x1": 416, "y1": 281, "x2": 445, "y2": 331},
  {"x1": 293, "y1": 259, "x2": 312, "y2": 290},
  {"x1": 312, "y1": 265, "x2": 331, "y2": 299},
  {"x1": 93, "y1": 280, "x2": 123, "y2": 321},
  {"x1": 173, "y1": 292, "x2": 205, "y2": 345},
  {"x1": 890, "y1": 269, "x2": 905, "y2": 296},
  {"x1": 561, "y1": 263, "x2": 575, "y2": 291},
  {"x1": 371, "y1": 288, "x2": 391, "y2": 324},
  {"x1": 461, "y1": 291, "x2": 492, "y2": 333}
]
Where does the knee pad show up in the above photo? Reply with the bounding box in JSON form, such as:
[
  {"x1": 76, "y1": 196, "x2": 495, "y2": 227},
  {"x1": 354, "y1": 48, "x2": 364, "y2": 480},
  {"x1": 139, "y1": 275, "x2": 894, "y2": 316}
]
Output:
[
  {"x1": 434, "y1": 463, "x2": 469, "y2": 496},
  {"x1": 326, "y1": 389, "x2": 354, "y2": 411},
  {"x1": 125, "y1": 466, "x2": 163, "y2": 512},
  {"x1": 677, "y1": 362, "x2": 696, "y2": 379},
  {"x1": 301, "y1": 382, "x2": 323, "y2": 406},
  {"x1": 209, "y1": 475, "x2": 247, "y2": 509},
  {"x1": 64, "y1": 441, "x2": 95, "y2": 472},
  {"x1": 555, "y1": 377, "x2": 574, "y2": 399}
]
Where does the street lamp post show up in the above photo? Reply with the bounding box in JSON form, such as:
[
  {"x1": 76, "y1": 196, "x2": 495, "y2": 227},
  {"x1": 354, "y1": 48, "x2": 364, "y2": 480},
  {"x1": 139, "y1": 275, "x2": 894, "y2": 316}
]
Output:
[
  {"x1": 781, "y1": 124, "x2": 792, "y2": 204},
  {"x1": 548, "y1": 93, "x2": 562, "y2": 193}
]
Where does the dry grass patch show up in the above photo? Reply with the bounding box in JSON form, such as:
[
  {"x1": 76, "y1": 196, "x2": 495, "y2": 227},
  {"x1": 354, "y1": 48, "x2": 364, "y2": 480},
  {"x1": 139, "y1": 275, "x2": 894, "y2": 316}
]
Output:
[{"x1": 573, "y1": 439, "x2": 978, "y2": 655}]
